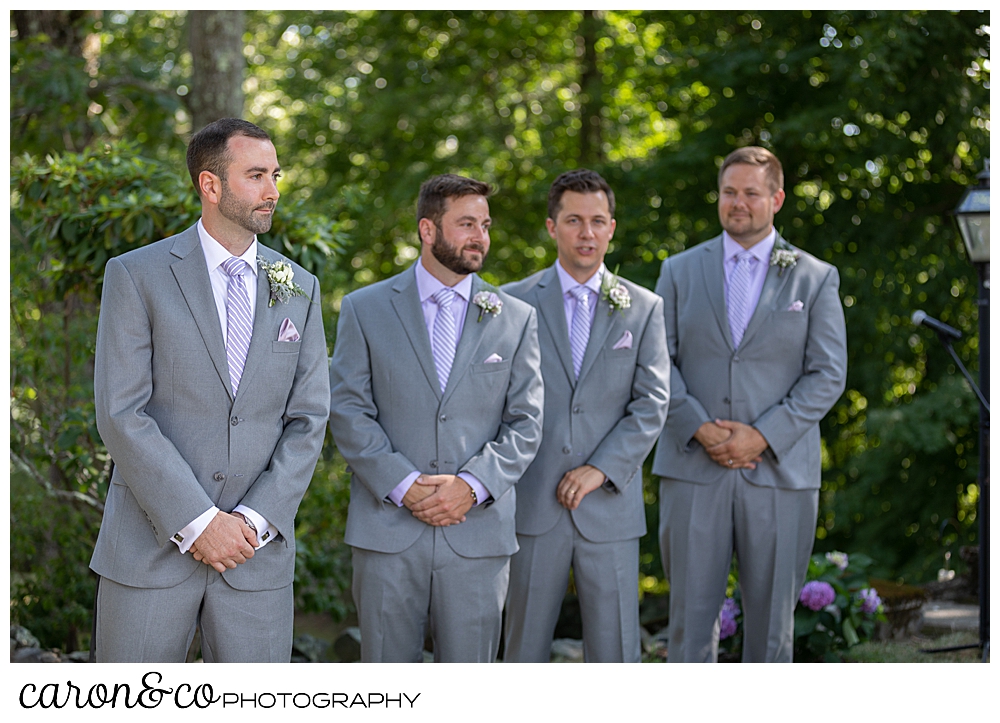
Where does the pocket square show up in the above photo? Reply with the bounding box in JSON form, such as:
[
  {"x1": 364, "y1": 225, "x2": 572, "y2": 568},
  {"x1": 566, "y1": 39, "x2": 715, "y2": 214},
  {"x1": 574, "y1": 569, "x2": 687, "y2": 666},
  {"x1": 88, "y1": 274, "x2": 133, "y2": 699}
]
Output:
[
  {"x1": 483, "y1": 353, "x2": 503, "y2": 363},
  {"x1": 277, "y1": 318, "x2": 301, "y2": 342},
  {"x1": 787, "y1": 300, "x2": 804, "y2": 312},
  {"x1": 612, "y1": 330, "x2": 633, "y2": 350}
]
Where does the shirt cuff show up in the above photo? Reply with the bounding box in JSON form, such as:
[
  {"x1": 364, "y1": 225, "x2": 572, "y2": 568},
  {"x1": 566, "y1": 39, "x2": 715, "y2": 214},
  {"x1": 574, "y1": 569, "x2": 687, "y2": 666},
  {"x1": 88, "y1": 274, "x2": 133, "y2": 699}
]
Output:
[
  {"x1": 458, "y1": 472, "x2": 489, "y2": 507},
  {"x1": 388, "y1": 471, "x2": 422, "y2": 507},
  {"x1": 172, "y1": 506, "x2": 219, "y2": 554},
  {"x1": 233, "y1": 504, "x2": 276, "y2": 549}
]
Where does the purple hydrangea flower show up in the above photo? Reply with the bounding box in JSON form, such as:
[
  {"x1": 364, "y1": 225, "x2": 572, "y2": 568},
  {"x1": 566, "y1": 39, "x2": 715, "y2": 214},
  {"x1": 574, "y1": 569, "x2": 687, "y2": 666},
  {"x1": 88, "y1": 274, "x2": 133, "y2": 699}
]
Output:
[
  {"x1": 799, "y1": 580, "x2": 836, "y2": 611},
  {"x1": 718, "y1": 597, "x2": 741, "y2": 640},
  {"x1": 857, "y1": 588, "x2": 882, "y2": 615}
]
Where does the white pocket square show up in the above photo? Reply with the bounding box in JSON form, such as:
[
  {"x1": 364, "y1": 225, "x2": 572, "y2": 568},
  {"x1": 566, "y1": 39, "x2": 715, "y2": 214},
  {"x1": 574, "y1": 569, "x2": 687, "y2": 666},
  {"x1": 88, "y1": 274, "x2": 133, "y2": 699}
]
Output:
[
  {"x1": 277, "y1": 318, "x2": 301, "y2": 342},
  {"x1": 787, "y1": 300, "x2": 804, "y2": 312},
  {"x1": 483, "y1": 353, "x2": 503, "y2": 363},
  {"x1": 612, "y1": 330, "x2": 633, "y2": 350}
]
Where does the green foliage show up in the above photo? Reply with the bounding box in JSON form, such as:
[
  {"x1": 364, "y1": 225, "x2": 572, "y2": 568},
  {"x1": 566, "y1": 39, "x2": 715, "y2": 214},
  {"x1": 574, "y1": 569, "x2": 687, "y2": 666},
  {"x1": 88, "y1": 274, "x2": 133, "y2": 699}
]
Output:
[
  {"x1": 292, "y1": 441, "x2": 354, "y2": 620},
  {"x1": 793, "y1": 552, "x2": 885, "y2": 662}
]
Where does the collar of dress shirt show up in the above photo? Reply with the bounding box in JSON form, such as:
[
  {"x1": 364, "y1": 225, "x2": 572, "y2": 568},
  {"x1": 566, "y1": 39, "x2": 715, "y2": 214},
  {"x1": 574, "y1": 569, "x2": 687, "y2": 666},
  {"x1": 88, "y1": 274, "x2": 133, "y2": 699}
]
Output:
[
  {"x1": 722, "y1": 228, "x2": 776, "y2": 266},
  {"x1": 197, "y1": 219, "x2": 259, "y2": 277},
  {"x1": 555, "y1": 259, "x2": 605, "y2": 298},
  {"x1": 415, "y1": 256, "x2": 473, "y2": 303}
]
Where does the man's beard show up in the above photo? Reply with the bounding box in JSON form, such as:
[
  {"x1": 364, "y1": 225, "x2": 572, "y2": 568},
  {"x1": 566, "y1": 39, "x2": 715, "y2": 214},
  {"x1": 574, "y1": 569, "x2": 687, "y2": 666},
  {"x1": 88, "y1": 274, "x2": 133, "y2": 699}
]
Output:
[
  {"x1": 219, "y1": 181, "x2": 275, "y2": 235},
  {"x1": 431, "y1": 225, "x2": 486, "y2": 275}
]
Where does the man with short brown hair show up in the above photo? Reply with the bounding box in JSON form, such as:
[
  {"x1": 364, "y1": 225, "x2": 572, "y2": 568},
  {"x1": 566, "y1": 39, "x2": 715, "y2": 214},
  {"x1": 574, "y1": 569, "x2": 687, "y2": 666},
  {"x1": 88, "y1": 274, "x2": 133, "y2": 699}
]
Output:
[{"x1": 653, "y1": 146, "x2": 847, "y2": 662}]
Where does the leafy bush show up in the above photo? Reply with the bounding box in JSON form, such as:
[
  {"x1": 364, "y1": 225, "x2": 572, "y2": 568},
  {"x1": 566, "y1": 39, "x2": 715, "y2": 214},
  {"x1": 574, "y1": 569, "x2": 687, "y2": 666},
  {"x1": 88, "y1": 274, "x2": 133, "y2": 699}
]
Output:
[{"x1": 718, "y1": 551, "x2": 886, "y2": 662}]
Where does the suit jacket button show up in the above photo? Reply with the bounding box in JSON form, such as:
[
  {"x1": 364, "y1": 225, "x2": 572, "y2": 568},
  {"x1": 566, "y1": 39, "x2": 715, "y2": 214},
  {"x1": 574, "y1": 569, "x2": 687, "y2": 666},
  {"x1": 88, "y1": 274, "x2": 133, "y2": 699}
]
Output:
[
  {"x1": 429, "y1": 461, "x2": 438, "y2": 469},
  {"x1": 231, "y1": 416, "x2": 239, "y2": 426},
  {"x1": 213, "y1": 472, "x2": 225, "y2": 482},
  {"x1": 733, "y1": 356, "x2": 740, "y2": 362},
  {"x1": 723, "y1": 397, "x2": 731, "y2": 404},
  {"x1": 439, "y1": 415, "x2": 447, "y2": 422},
  {"x1": 562, "y1": 446, "x2": 572, "y2": 454},
  {"x1": 573, "y1": 406, "x2": 582, "y2": 414}
]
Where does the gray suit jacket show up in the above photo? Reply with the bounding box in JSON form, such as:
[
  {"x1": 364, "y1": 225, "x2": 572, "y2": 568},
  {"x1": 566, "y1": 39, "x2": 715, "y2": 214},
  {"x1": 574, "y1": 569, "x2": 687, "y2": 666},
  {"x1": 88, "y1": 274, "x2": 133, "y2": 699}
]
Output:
[
  {"x1": 329, "y1": 265, "x2": 544, "y2": 557},
  {"x1": 651, "y1": 234, "x2": 847, "y2": 490},
  {"x1": 90, "y1": 224, "x2": 330, "y2": 590},
  {"x1": 503, "y1": 267, "x2": 670, "y2": 541}
]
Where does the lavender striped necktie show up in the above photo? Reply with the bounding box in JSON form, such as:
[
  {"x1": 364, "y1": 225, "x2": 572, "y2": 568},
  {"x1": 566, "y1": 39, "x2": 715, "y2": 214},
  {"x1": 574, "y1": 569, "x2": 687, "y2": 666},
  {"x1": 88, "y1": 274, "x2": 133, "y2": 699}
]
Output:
[
  {"x1": 432, "y1": 287, "x2": 459, "y2": 393},
  {"x1": 569, "y1": 285, "x2": 592, "y2": 379},
  {"x1": 727, "y1": 251, "x2": 754, "y2": 348},
  {"x1": 222, "y1": 257, "x2": 253, "y2": 396}
]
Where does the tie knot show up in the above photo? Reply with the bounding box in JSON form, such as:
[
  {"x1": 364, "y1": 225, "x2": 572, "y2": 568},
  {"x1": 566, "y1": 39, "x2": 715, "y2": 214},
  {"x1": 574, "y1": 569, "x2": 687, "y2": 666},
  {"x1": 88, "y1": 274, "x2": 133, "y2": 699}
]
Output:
[
  {"x1": 433, "y1": 287, "x2": 457, "y2": 309},
  {"x1": 222, "y1": 257, "x2": 249, "y2": 278},
  {"x1": 736, "y1": 251, "x2": 754, "y2": 264},
  {"x1": 571, "y1": 285, "x2": 591, "y2": 307}
]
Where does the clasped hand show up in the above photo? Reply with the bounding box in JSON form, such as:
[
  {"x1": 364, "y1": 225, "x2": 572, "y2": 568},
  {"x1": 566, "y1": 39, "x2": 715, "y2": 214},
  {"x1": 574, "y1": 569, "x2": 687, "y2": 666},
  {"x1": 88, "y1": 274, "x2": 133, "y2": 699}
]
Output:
[
  {"x1": 190, "y1": 511, "x2": 258, "y2": 573},
  {"x1": 556, "y1": 464, "x2": 606, "y2": 510},
  {"x1": 405, "y1": 474, "x2": 474, "y2": 527},
  {"x1": 696, "y1": 419, "x2": 768, "y2": 470}
]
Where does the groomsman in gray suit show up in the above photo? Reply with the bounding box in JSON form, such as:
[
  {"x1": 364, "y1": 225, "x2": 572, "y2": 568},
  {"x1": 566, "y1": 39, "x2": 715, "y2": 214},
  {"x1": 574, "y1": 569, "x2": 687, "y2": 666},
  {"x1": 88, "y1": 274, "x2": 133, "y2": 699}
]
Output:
[
  {"x1": 502, "y1": 169, "x2": 671, "y2": 662},
  {"x1": 328, "y1": 174, "x2": 544, "y2": 662},
  {"x1": 653, "y1": 146, "x2": 847, "y2": 662},
  {"x1": 90, "y1": 118, "x2": 330, "y2": 662}
]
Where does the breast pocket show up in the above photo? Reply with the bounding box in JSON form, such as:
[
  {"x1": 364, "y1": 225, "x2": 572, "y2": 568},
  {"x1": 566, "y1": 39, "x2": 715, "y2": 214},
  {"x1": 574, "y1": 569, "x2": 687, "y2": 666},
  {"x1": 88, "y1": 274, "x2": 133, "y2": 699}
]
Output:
[
  {"x1": 272, "y1": 341, "x2": 302, "y2": 353},
  {"x1": 469, "y1": 359, "x2": 512, "y2": 405}
]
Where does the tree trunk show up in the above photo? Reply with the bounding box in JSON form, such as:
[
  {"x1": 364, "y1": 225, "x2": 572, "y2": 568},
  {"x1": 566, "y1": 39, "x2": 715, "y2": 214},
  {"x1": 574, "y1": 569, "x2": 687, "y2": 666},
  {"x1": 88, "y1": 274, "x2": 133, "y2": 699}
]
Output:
[
  {"x1": 578, "y1": 10, "x2": 604, "y2": 167},
  {"x1": 12, "y1": 10, "x2": 89, "y2": 48},
  {"x1": 187, "y1": 10, "x2": 246, "y2": 133}
]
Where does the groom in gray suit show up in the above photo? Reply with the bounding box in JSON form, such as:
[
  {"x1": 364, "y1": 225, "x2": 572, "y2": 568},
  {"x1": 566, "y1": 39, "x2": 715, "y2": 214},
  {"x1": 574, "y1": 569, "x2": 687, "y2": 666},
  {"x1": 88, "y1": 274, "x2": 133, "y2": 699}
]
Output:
[
  {"x1": 502, "y1": 170, "x2": 670, "y2": 662},
  {"x1": 329, "y1": 174, "x2": 544, "y2": 662},
  {"x1": 653, "y1": 146, "x2": 847, "y2": 662},
  {"x1": 90, "y1": 118, "x2": 329, "y2": 662}
]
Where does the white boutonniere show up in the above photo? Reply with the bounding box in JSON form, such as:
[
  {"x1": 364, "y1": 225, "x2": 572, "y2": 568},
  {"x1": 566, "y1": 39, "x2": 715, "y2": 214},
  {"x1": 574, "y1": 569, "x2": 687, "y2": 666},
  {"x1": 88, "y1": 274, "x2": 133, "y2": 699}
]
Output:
[
  {"x1": 472, "y1": 288, "x2": 503, "y2": 322},
  {"x1": 770, "y1": 240, "x2": 800, "y2": 277},
  {"x1": 600, "y1": 268, "x2": 631, "y2": 316},
  {"x1": 257, "y1": 256, "x2": 307, "y2": 307}
]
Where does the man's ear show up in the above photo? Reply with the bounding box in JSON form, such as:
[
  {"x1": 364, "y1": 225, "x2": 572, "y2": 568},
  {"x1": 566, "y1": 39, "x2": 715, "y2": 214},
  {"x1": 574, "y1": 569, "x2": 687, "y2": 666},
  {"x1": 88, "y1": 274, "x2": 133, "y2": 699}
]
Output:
[
  {"x1": 417, "y1": 217, "x2": 436, "y2": 246},
  {"x1": 198, "y1": 171, "x2": 223, "y2": 205}
]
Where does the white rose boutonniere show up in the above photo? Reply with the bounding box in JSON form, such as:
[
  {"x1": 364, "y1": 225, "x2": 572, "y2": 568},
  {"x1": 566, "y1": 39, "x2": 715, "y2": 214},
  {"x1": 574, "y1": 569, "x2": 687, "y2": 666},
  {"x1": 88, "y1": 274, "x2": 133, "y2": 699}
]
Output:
[
  {"x1": 600, "y1": 269, "x2": 631, "y2": 316},
  {"x1": 770, "y1": 240, "x2": 800, "y2": 277},
  {"x1": 473, "y1": 289, "x2": 503, "y2": 321},
  {"x1": 257, "y1": 256, "x2": 308, "y2": 307}
]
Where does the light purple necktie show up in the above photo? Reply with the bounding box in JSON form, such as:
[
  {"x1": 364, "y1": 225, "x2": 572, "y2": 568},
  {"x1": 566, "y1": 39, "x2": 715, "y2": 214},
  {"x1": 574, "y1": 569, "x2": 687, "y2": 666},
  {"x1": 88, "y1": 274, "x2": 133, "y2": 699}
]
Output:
[
  {"x1": 221, "y1": 257, "x2": 253, "y2": 396},
  {"x1": 569, "y1": 285, "x2": 592, "y2": 379},
  {"x1": 432, "y1": 287, "x2": 459, "y2": 393},
  {"x1": 727, "y1": 251, "x2": 754, "y2": 349}
]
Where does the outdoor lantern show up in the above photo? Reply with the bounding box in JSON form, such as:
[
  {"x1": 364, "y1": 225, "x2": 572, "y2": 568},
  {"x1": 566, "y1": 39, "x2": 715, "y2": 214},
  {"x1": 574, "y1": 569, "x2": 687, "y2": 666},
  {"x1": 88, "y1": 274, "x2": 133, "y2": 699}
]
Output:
[{"x1": 954, "y1": 159, "x2": 990, "y2": 265}]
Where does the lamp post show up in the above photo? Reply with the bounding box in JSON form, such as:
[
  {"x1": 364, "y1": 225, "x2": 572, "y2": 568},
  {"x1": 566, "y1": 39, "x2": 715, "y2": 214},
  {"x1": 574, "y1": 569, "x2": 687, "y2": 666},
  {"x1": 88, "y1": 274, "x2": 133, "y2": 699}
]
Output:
[{"x1": 954, "y1": 159, "x2": 989, "y2": 662}]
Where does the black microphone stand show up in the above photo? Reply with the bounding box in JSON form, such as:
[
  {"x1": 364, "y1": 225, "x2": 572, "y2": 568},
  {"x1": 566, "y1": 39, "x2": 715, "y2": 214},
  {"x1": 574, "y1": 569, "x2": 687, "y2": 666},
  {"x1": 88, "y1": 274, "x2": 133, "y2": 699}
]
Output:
[{"x1": 920, "y1": 265, "x2": 989, "y2": 662}]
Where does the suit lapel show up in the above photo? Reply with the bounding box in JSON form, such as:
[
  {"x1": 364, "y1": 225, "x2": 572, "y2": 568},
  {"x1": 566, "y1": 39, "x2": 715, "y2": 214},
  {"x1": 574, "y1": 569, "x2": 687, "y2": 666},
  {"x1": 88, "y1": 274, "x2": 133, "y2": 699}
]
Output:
[
  {"x1": 169, "y1": 228, "x2": 232, "y2": 398},
  {"x1": 534, "y1": 266, "x2": 576, "y2": 385},
  {"x1": 699, "y1": 236, "x2": 734, "y2": 351},
  {"x1": 230, "y1": 249, "x2": 274, "y2": 400},
  {"x1": 576, "y1": 279, "x2": 617, "y2": 383},
  {"x1": 391, "y1": 265, "x2": 442, "y2": 399},
  {"x1": 442, "y1": 275, "x2": 489, "y2": 404},
  {"x1": 738, "y1": 236, "x2": 794, "y2": 349}
]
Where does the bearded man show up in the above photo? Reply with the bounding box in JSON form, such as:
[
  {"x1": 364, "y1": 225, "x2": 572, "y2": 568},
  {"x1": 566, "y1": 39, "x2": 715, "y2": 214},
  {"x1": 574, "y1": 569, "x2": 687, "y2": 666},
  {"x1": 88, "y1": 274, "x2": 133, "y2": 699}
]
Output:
[{"x1": 328, "y1": 174, "x2": 544, "y2": 662}]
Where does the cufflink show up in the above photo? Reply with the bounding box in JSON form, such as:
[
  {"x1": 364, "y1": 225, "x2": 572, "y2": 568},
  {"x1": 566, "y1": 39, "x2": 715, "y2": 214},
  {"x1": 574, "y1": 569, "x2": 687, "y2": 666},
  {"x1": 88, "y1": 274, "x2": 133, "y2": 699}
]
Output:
[
  {"x1": 470, "y1": 489, "x2": 478, "y2": 506},
  {"x1": 172, "y1": 533, "x2": 184, "y2": 543}
]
